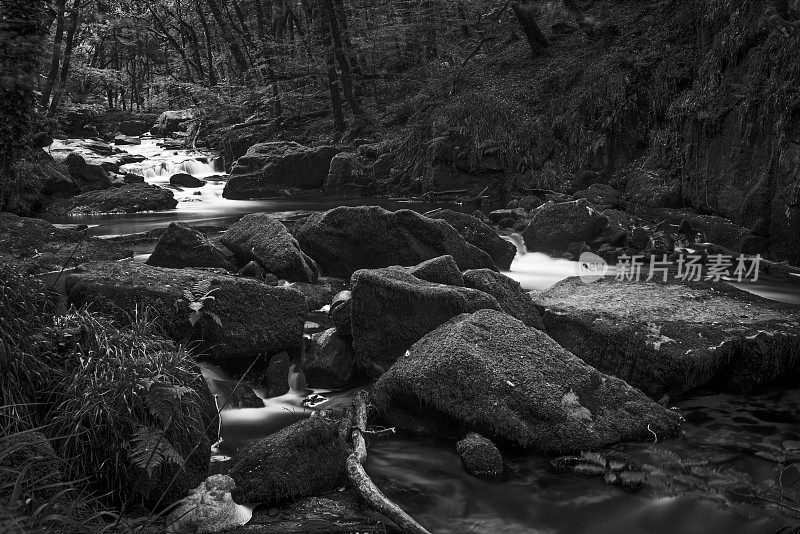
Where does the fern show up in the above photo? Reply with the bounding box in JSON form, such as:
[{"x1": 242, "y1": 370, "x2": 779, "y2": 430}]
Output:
[{"x1": 127, "y1": 427, "x2": 185, "y2": 479}]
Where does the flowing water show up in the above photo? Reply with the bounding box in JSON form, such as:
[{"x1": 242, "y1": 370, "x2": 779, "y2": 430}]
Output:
[{"x1": 49, "y1": 138, "x2": 800, "y2": 533}]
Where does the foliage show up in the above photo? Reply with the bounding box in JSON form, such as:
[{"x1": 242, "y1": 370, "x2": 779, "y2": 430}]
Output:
[{"x1": 182, "y1": 278, "x2": 222, "y2": 332}]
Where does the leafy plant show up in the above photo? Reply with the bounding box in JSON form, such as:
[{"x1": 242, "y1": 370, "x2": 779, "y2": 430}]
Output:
[{"x1": 182, "y1": 279, "x2": 222, "y2": 329}]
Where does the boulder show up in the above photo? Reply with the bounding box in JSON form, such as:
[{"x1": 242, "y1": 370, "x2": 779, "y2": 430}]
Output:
[
  {"x1": 532, "y1": 276, "x2": 800, "y2": 399},
  {"x1": 65, "y1": 261, "x2": 308, "y2": 366},
  {"x1": 223, "y1": 142, "x2": 340, "y2": 199},
  {"x1": 294, "y1": 206, "x2": 498, "y2": 279},
  {"x1": 170, "y1": 173, "x2": 205, "y2": 188},
  {"x1": 330, "y1": 292, "x2": 352, "y2": 342},
  {"x1": 221, "y1": 213, "x2": 319, "y2": 283},
  {"x1": 123, "y1": 172, "x2": 145, "y2": 184},
  {"x1": 573, "y1": 184, "x2": 622, "y2": 208},
  {"x1": 0, "y1": 213, "x2": 131, "y2": 274},
  {"x1": 301, "y1": 328, "x2": 355, "y2": 389},
  {"x1": 63, "y1": 152, "x2": 112, "y2": 191},
  {"x1": 47, "y1": 183, "x2": 178, "y2": 215},
  {"x1": 118, "y1": 119, "x2": 152, "y2": 136},
  {"x1": 427, "y1": 209, "x2": 517, "y2": 270},
  {"x1": 456, "y1": 433, "x2": 503, "y2": 479},
  {"x1": 487, "y1": 208, "x2": 527, "y2": 224},
  {"x1": 0, "y1": 431, "x2": 64, "y2": 504},
  {"x1": 624, "y1": 168, "x2": 682, "y2": 210},
  {"x1": 229, "y1": 416, "x2": 350, "y2": 504},
  {"x1": 407, "y1": 255, "x2": 464, "y2": 286},
  {"x1": 372, "y1": 309, "x2": 682, "y2": 452},
  {"x1": 166, "y1": 475, "x2": 251, "y2": 534},
  {"x1": 522, "y1": 199, "x2": 608, "y2": 252},
  {"x1": 350, "y1": 266, "x2": 501, "y2": 377},
  {"x1": 265, "y1": 352, "x2": 292, "y2": 398},
  {"x1": 291, "y1": 277, "x2": 349, "y2": 311},
  {"x1": 323, "y1": 152, "x2": 375, "y2": 196},
  {"x1": 373, "y1": 152, "x2": 395, "y2": 178},
  {"x1": 462, "y1": 269, "x2": 544, "y2": 329},
  {"x1": 114, "y1": 135, "x2": 141, "y2": 146},
  {"x1": 146, "y1": 222, "x2": 235, "y2": 271},
  {"x1": 151, "y1": 109, "x2": 195, "y2": 136}
]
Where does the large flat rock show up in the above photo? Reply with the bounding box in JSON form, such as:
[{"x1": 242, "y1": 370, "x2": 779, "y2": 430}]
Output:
[{"x1": 532, "y1": 277, "x2": 800, "y2": 399}]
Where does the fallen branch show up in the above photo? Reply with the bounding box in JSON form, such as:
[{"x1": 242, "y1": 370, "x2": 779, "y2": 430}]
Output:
[{"x1": 346, "y1": 391, "x2": 431, "y2": 534}]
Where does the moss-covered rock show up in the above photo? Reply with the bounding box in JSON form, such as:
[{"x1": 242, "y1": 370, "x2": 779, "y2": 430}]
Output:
[
  {"x1": 65, "y1": 261, "x2": 307, "y2": 366},
  {"x1": 462, "y1": 268, "x2": 544, "y2": 329},
  {"x1": 427, "y1": 209, "x2": 518, "y2": 270},
  {"x1": 456, "y1": 433, "x2": 503, "y2": 479},
  {"x1": 47, "y1": 183, "x2": 178, "y2": 215},
  {"x1": 146, "y1": 222, "x2": 235, "y2": 271},
  {"x1": 222, "y1": 213, "x2": 319, "y2": 283},
  {"x1": 407, "y1": 255, "x2": 464, "y2": 286},
  {"x1": 351, "y1": 266, "x2": 501, "y2": 378},
  {"x1": 522, "y1": 199, "x2": 608, "y2": 252},
  {"x1": 0, "y1": 431, "x2": 64, "y2": 505},
  {"x1": 301, "y1": 328, "x2": 355, "y2": 389},
  {"x1": 229, "y1": 416, "x2": 350, "y2": 504},
  {"x1": 372, "y1": 309, "x2": 681, "y2": 453},
  {"x1": 532, "y1": 276, "x2": 800, "y2": 399},
  {"x1": 294, "y1": 206, "x2": 498, "y2": 279}
]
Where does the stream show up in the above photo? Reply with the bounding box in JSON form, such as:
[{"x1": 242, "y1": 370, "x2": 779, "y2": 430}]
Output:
[{"x1": 49, "y1": 138, "x2": 800, "y2": 533}]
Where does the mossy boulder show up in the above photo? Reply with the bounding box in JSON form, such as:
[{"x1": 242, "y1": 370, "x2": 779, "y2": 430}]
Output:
[
  {"x1": 301, "y1": 328, "x2": 355, "y2": 389},
  {"x1": 48, "y1": 183, "x2": 178, "y2": 215},
  {"x1": 407, "y1": 255, "x2": 464, "y2": 286},
  {"x1": 223, "y1": 142, "x2": 340, "y2": 199},
  {"x1": 294, "y1": 206, "x2": 498, "y2": 279},
  {"x1": 532, "y1": 276, "x2": 800, "y2": 399},
  {"x1": 462, "y1": 269, "x2": 544, "y2": 329},
  {"x1": 0, "y1": 431, "x2": 64, "y2": 505},
  {"x1": 65, "y1": 261, "x2": 307, "y2": 366},
  {"x1": 0, "y1": 213, "x2": 131, "y2": 274},
  {"x1": 522, "y1": 199, "x2": 608, "y2": 252},
  {"x1": 427, "y1": 208, "x2": 518, "y2": 270},
  {"x1": 372, "y1": 309, "x2": 681, "y2": 453},
  {"x1": 169, "y1": 173, "x2": 205, "y2": 188},
  {"x1": 146, "y1": 222, "x2": 234, "y2": 271},
  {"x1": 456, "y1": 433, "x2": 503, "y2": 479},
  {"x1": 350, "y1": 266, "x2": 501, "y2": 378},
  {"x1": 63, "y1": 152, "x2": 112, "y2": 192},
  {"x1": 222, "y1": 213, "x2": 319, "y2": 283},
  {"x1": 229, "y1": 416, "x2": 350, "y2": 504}
]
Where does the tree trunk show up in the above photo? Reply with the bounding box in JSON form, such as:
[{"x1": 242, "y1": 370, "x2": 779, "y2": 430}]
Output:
[
  {"x1": 48, "y1": 0, "x2": 82, "y2": 116},
  {"x1": 511, "y1": 1, "x2": 548, "y2": 57},
  {"x1": 205, "y1": 0, "x2": 249, "y2": 75},
  {"x1": 320, "y1": 9, "x2": 345, "y2": 131},
  {"x1": 40, "y1": 0, "x2": 67, "y2": 109},
  {"x1": 196, "y1": 1, "x2": 218, "y2": 86},
  {"x1": 323, "y1": 0, "x2": 361, "y2": 114}
]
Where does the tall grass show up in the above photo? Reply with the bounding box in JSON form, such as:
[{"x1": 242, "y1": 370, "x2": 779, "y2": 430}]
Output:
[{"x1": 0, "y1": 263, "x2": 217, "y2": 529}]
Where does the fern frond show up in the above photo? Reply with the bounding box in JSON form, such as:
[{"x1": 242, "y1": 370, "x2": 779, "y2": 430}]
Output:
[{"x1": 127, "y1": 427, "x2": 185, "y2": 479}]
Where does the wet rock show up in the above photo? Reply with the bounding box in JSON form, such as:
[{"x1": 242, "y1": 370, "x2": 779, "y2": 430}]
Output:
[
  {"x1": 372, "y1": 309, "x2": 682, "y2": 452},
  {"x1": 488, "y1": 208, "x2": 527, "y2": 224},
  {"x1": 223, "y1": 142, "x2": 340, "y2": 199},
  {"x1": 573, "y1": 184, "x2": 622, "y2": 208},
  {"x1": 532, "y1": 276, "x2": 800, "y2": 398},
  {"x1": 65, "y1": 261, "x2": 307, "y2": 367},
  {"x1": 222, "y1": 213, "x2": 319, "y2": 283},
  {"x1": 266, "y1": 352, "x2": 292, "y2": 397},
  {"x1": 166, "y1": 475, "x2": 252, "y2": 534},
  {"x1": 114, "y1": 135, "x2": 141, "y2": 146},
  {"x1": 291, "y1": 278, "x2": 349, "y2": 311},
  {"x1": 63, "y1": 152, "x2": 112, "y2": 191},
  {"x1": 330, "y1": 292, "x2": 352, "y2": 342},
  {"x1": 626, "y1": 226, "x2": 650, "y2": 251},
  {"x1": 323, "y1": 152, "x2": 375, "y2": 196},
  {"x1": 229, "y1": 416, "x2": 350, "y2": 504},
  {"x1": 350, "y1": 266, "x2": 500, "y2": 377},
  {"x1": 123, "y1": 172, "x2": 145, "y2": 184},
  {"x1": 649, "y1": 209, "x2": 755, "y2": 252},
  {"x1": 407, "y1": 255, "x2": 464, "y2": 286},
  {"x1": 0, "y1": 213, "x2": 131, "y2": 274},
  {"x1": 294, "y1": 206, "x2": 498, "y2": 279},
  {"x1": 146, "y1": 222, "x2": 235, "y2": 271},
  {"x1": 47, "y1": 183, "x2": 178, "y2": 215},
  {"x1": 425, "y1": 208, "x2": 517, "y2": 270},
  {"x1": 170, "y1": 173, "x2": 206, "y2": 188},
  {"x1": 301, "y1": 328, "x2": 355, "y2": 389},
  {"x1": 462, "y1": 269, "x2": 544, "y2": 329},
  {"x1": 522, "y1": 199, "x2": 608, "y2": 252},
  {"x1": 229, "y1": 491, "x2": 396, "y2": 534},
  {"x1": 118, "y1": 118, "x2": 152, "y2": 136},
  {"x1": 151, "y1": 109, "x2": 196, "y2": 136},
  {"x1": 456, "y1": 433, "x2": 503, "y2": 479}
]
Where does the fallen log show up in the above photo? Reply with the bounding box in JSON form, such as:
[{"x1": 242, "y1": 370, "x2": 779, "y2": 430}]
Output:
[{"x1": 345, "y1": 390, "x2": 432, "y2": 534}]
